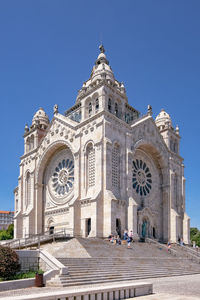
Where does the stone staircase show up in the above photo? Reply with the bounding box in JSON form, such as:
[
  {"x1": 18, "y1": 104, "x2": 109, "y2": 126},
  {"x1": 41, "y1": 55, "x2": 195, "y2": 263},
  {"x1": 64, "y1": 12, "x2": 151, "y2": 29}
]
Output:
[{"x1": 45, "y1": 238, "x2": 200, "y2": 287}]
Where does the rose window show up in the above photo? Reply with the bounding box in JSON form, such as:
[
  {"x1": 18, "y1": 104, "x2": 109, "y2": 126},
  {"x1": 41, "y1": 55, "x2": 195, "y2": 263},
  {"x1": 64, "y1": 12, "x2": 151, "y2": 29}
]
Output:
[
  {"x1": 132, "y1": 159, "x2": 152, "y2": 196},
  {"x1": 52, "y1": 159, "x2": 74, "y2": 196}
]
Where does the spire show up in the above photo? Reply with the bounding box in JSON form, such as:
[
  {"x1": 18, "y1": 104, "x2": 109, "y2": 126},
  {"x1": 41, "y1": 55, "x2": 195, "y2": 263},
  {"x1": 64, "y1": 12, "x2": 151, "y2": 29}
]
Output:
[{"x1": 76, "y1": 45, "x2": 127, "y2": 102}]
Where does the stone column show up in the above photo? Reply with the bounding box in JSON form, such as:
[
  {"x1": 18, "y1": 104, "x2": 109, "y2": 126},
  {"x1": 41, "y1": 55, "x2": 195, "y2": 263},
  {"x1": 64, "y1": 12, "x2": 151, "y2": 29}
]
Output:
[
  {"x1": 162, "y1": 187, "x2": 170, "y2": 242},
  {"x1": 183, "y1": 212, "x2": 190, "y2": 244},
  {"x1": 103, "y1": 140, "x2": 112, "y2": 237},
  {"x1": 35, "y1": 183, "x2": 43, "y2": 235},
  {"x1": 95, "y1": 142, "x2": 103, "y2": 237},
  {"x1": 128, "y1": 197, "x2": 138, "y2": 236},
  {"x1": 81, "y1": 217, "x2": 86, "y2": 237}
]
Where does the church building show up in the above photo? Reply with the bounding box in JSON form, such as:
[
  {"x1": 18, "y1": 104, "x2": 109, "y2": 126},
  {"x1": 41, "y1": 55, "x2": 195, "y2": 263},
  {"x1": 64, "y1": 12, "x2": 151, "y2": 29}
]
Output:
[{"x1": 14, "y1": 46, "x2": 190, "y2": 243}]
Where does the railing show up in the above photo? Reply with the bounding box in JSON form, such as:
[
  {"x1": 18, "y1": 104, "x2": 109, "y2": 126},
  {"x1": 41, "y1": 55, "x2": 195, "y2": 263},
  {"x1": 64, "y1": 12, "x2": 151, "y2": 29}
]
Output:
[
  {"x1": 146, "y1": 238, "x2": 178, "y2": 257},
  {"x1": 146, "y1": 238, "x2": 200, "y2": 263},
  {"x1": 3, "y1": 227, "x2": 74, "y2": 249},
  {"x1": 175, "y1": 243, "x2": 200, "y2": 262}
]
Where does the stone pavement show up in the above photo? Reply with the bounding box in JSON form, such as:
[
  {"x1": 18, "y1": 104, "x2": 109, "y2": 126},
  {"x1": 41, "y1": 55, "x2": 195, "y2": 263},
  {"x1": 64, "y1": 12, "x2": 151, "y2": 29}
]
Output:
[
  {"x1": 136, "y1": 274, "x2": 200, "y2": 300},
  {"x1": 0, "y1": 274, "x2": 199, "y2": 299}
]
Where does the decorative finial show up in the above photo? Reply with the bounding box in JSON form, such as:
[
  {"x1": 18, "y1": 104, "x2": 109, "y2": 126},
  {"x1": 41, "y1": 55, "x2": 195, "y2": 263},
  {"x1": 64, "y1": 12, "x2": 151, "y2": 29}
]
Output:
[
  {"x1": 99, "y1": 44, "x2": 105, "y2": 53},
  {"x1": 24, "y1": 124, "x2": 29, "y2": 134},
  {"x1": 54, "y1": 104, "x2": 58, "y2": 114},
  {"x1": 176, "y1": 125, "x2": 179, "y2": 135},
  {"x1": 147, "y1": 105, "x2": 152, "y2": 116}
]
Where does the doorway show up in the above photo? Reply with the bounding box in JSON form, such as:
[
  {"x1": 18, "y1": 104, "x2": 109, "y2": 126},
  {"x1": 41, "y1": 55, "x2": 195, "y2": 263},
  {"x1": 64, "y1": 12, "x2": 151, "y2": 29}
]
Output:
[
  {"x1": 49, "y1": 226, "x2": 54, "y2": 235},
  {"x1": 86, "y1": 218, "x2": 91, "y2": 237},
  {"x1": 116, "y1": 218, "x2": 121, "y2": 238},
  {"x1": 153, "y1": 227, "x2": 156, "y2": 238}
]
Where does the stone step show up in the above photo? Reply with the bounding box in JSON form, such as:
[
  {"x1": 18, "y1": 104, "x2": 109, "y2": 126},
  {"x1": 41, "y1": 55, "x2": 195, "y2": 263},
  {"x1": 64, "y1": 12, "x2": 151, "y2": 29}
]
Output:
[
  {"x1": 65, "y1": 264, "x2": 197, "y2": 271},
  {"x1": 61, "y1": 264, "x2": 195, "y2": 270},
  {"x1": 45, "y1": 238, "x2": 200, "y2": 288},
  {"x1": 46, "y1": 271, "x2": 200, "y2": 287},
  {"x1": 63, "y1": 267, "x2": 197, "y2": 276},
  {"x1": 58, "y1": 270, "x2": 198, "y2": 281},
  {"x1": 61, "y1": 269, "x2": 199, "y2": 279}
]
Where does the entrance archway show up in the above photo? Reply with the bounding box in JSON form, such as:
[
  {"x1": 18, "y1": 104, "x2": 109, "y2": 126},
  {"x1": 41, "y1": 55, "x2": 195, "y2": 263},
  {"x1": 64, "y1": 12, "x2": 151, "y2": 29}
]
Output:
[{"x1": 138, "y1": 207, "x2": 155, "y2": 239}]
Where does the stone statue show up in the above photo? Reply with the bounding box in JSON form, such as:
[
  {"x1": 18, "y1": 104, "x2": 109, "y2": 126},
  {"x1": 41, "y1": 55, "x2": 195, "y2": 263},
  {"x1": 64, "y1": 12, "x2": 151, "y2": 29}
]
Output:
[
  {"x1": 147, "y1": 105, "x2": 152, "y2": 116},
  {"x1": 142, "y1": 221, "x2": 147, "y2": 238},
  {"x1": 54, "y1": 104, "x2": 58, "y2": 114}
]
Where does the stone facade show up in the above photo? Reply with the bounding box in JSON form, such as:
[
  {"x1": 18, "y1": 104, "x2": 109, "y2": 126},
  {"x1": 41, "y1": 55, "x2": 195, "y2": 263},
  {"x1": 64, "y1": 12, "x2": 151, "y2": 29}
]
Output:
[{"x1": 14, "y1": 45, "x2": 190, "y2": 243}]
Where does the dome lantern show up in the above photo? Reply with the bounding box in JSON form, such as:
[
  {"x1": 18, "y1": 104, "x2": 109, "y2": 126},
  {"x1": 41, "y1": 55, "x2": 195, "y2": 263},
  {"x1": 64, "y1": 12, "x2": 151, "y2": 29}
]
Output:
[
  {"x1": 32, "y1": 107, "x2": 49, "y2": 129},
  {"x1": 155, "y1": 109, "x2": 172, "y2": 129}
]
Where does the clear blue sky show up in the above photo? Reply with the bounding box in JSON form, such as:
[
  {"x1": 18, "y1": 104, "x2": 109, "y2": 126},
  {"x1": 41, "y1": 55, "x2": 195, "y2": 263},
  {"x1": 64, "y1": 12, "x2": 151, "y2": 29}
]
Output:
[{"x1": 0, "y1": 1, "x2": 199, "y2": 228}]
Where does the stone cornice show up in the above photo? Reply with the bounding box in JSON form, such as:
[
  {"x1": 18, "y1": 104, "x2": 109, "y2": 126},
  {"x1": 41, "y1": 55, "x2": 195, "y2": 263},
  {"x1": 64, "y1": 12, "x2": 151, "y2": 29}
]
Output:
[{"x1": 20, "y1": 148, "x2": 37, "y2": 160}]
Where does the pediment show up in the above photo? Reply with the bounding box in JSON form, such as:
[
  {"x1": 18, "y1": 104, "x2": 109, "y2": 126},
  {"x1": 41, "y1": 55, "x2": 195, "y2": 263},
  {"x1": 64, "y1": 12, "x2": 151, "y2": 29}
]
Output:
[
  {"x1": 36, "y1": 115, "x2": 77, "y2": 159},
  {"x1": 131, "y1": 116, "x2": 169, "y2": 155}
]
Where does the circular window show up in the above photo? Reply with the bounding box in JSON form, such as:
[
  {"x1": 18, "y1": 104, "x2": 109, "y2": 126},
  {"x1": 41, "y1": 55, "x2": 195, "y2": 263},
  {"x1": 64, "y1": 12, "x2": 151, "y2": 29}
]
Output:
[
  {"x1": 46, "y1": 148, "x2": 75, "y2": 203},
  {"x1": 132, "y1": 159, "x2": 152, "y2": 196},
  {"x1": 52, "y1": 159, "x2": 74, "y2": 196}
]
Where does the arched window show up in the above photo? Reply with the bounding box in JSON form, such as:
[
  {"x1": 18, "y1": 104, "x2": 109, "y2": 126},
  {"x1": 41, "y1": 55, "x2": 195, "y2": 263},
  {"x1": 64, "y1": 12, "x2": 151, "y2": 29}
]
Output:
[
  {"x1": 88, "y1": 102, "x2": 92, "y2": 116},
  {"x1": 125, "y1": 113, "x2": 130, "y2": 124},
  {"x1": 174, "y1": 142, "x2": 177, "y2": 153},
  {"x1": 95, "y1": 98, "x2": 99, "y2": 112},
  {"x1": 25, "y1": 172, "x2": 31, "y2": 208},
  {"x1": 16, "y1": 199, "x2": 18, "y2": 213},
  {"x1": 30, "y1": 135, "x2": 34, "y2": 150},
  {"x1": 112, "y1": 144, "x2": 120, "y2": 189},
  {"x1": 114, "y1": 103, "x2": 118, "y2": 117},
  {"x1": 108, "y1": 98, "x2": 112, "y2": 112},
  {"x1": 87, "y1": 145, "x2": 95, "y2": 188},
  {"x1": 170, "y1": 139, "x2": 174, "y2": 152},
  {"x1": 26, "y1": 137, "x2": 30, "y2": 152},
  {"x1": 174, "y1": 174, "x2": 178, "y2": 209}
]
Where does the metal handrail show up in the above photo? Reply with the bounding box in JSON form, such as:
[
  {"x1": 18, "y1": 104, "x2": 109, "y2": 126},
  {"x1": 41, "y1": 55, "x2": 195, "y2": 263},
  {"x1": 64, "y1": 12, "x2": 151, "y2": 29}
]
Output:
[
  {"x1": 146, "y1": 238, "x2": 200, "y2": 263},
  {"x1": 2, "y1": 227, "x2": 73, "y2": 249},
  {"x1": 145, "y1": 238, "x2": 178, "y2": 257},
  {"x1": 175, "y1": 243, "x2": 200, "y2": 259}
]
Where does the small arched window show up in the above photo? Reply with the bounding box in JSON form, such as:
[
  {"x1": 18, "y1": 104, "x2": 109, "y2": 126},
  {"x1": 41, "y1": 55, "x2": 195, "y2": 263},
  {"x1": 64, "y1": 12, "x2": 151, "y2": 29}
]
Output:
[
  {"x1": 108, "y1": 99, "x2": 112, "y2": 112},
  {"x1": 25, "y1": 172, "x2": 31, "y2": 208},
  {"x1": 126, "y1": 113, "x2": 130, "y2": 123},
  {"x1": 30, "y1": 135, "x2": 34, "y2": 150},
  {"x1": 16, "y1": 199, "x2": 18, "y2": 212},
  {"x1": 114, "y1": 103, "x2": 118, "y2": 117},
  {"x1": 26, "y1": 138, "x2": 30, "y2": 152},
  {"x1": 87, "y1": 144, "x2": 95, "y2": 188},
  {"x1": 95, "y1": 98, "x2": 99, "y2": 112},
  {"x1": 174, "y1": 142, "x2": 177, "y2": 153},
  {"x1": 174, "y1": 174, "x2": 178, "y2": 209},
  {"x1": 112, "y1": 144, "x2": 120, "y2": 189},
  {"x1": 88, "y1": 102, "x2": 92, "y2": 116},
  {"x1": 170, "y1": 139, "x2": 173, "y2": 151}
]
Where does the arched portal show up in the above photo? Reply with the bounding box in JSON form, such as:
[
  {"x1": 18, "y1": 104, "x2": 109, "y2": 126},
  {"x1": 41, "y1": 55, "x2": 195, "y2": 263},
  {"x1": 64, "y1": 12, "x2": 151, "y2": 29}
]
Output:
[
  {"x1": 35, "y1": 141, "x2": 76, "y2": 235},
  {"x1": 129, "y1": 140, "x2": 169, "y2": 242}
]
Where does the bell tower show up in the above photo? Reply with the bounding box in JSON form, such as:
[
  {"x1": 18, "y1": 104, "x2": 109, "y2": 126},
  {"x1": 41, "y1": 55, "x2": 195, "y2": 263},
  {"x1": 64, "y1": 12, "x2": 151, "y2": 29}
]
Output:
[
  {"x1": 155, "y1": 109, "x2": 180, "y2": 155},
  {"x1": 23, "y1": 108, "x2": 49, "y2": 155},
  {"x1": 65, "y1": 45, "x2": 139, "y2": 124}
]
